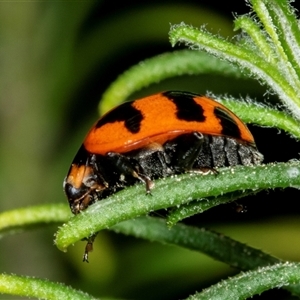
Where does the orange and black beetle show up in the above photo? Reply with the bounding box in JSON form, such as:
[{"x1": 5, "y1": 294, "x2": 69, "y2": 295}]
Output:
[{"x1": 64, "y1": 91, "x2": 263, "y2": 261}]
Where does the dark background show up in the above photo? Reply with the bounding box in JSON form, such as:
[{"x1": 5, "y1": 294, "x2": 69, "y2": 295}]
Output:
[{"x1": 0, "y1": 1, "x2": 300, "y2": 299}]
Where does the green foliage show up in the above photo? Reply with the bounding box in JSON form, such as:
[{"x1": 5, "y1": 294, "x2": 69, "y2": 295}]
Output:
[{"x1": 0, "y1": 0, "x2": 300, "y2": 299}]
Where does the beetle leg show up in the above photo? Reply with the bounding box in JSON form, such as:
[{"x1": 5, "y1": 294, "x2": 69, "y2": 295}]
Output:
[
  {"x1": 106, "y1": 152, "x2": 154, "y2": 193},
  {"x1": 83, "y1": 233, "x2": 97, "y2": 263},
  {"x1": 167, "y1": 132, "x2": 218, "y2": 174},
  {"x1": 174, "y1": 132, "x2": 204, "y2": 171},
  {"x1": 132, "y1": 142, "x2": 172, "y2": 177}
]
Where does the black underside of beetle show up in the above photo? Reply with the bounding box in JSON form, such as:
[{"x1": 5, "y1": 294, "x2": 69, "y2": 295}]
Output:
[{"x1": 72, "y1": 133, "x2": 262, "y2": 210}]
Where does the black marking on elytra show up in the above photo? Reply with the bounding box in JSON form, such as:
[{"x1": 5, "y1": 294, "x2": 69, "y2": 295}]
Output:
[
  {"x1": 164, "y1": 91, "x2": 206, "y2": 122},
  {"x1": 72, "y1": 144, "x2": 90, "y2": 165},
  {"x1": 96, "y1": 102, "x2": 143, "y2": 133},
  {"x1": 214, "y1": 106, "x2": 241, "y2": 139}
]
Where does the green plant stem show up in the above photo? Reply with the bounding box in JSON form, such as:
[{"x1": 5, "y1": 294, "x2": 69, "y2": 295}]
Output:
[
  {"x1": 219, "y1": 99, "x2": 300, "y2": 139},
  {"x1": 234, "y1": 15, "x2": 277, "y2": 66},
  {"x1": 166, "y1": 190, "x2": 258, "y2": 226},
  {"x1": 187, "y1": 262, "x2": 300, "y2": 300},
  {"x1": 169, "y1": 24, "x2": 291, "y2": 97},
  {"x1": 113, "y1": 217, "x2": 280, "y2": 269},
  {"x1": 99, "y1": 50, "x2": 242, "y2": 114},
  {"x1": 0, "y1": 273, "x2": 99, "y2": 300},
  {"x1": 268, "y1": 0, "x2": 300, "y2": 76},
  {"x1": 112, "y1": 217, "x2": 300, "y2": 297},
  {"x1": 251, "y1": 0, "x2": 300, "y2": 82},
  {"x1": 0, "y1": 206, "x2": 283, "y2": 271},
  {"x1": 169, "y1": 19, "x2": 300, "y2": 120},
  {"x1": 0, "y1": 204, "x2": 70, "y2": 237},
  {"x1": 0, "y1": 204, "x2": 300, "y2": 299},
  {"x1": 55, "y1": 161, "x2": 300, "y2": 252}
]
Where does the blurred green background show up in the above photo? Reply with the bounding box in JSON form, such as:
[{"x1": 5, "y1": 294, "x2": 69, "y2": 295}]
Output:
[{"x1": 1, "y1": 1, "x2": 300, "y2": 299}]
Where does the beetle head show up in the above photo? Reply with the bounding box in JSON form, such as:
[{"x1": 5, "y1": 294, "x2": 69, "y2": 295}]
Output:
[{"x1": 63, "y1": 164, "x2": 107, "y2": 214}]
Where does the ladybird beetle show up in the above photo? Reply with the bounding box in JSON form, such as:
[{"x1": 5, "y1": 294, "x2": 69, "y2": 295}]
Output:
[{"x1": 63, "y1": 91, "x2": 263, "y2": 261}]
